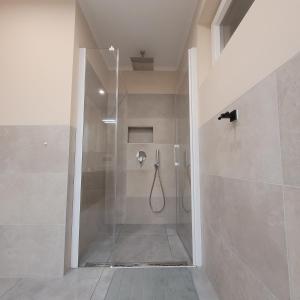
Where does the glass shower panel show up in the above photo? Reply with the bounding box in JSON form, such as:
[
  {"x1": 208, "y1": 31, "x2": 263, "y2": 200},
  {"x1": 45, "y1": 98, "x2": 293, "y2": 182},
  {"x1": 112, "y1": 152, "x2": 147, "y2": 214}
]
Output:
[
  {"x1": 175, "y1": 68, "x2": 193, "y2": 260},
  {"x1": 78, "y1": 48, "x2": 118, "y2": 267}
]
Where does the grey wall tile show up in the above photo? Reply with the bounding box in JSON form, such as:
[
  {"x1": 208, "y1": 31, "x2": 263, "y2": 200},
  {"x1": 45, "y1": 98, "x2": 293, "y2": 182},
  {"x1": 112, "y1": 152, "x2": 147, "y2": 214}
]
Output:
[
  {"x1": 127, "y1": 94, "x2": 175, "y2": 119},
  {"x1": 222, "y1": 178, "x2": 289, "y2": 300},
  {"x1": 126, "y1": 169, "x2": 175, "y2": 198},
  {"x1": 0, "y1": 225, "x2": 65, "y2": 278},
  {"x1": 199, "y1": 55, "x2": 300, "y2": 300},
  {"x1": 124, "y1": 197, "x2": 176, "y2": 224},
  {"x1": 126, "y1": 144, "x2": 175, "y2": 171},
  {"x1": 200, "y1": 174, "x2": 224, "y2": 237},
  {"x1": 283, "y1": 186, "x2": 300, "y2": 300},
  {"x1": 121, "y1": 93, "x2": 177, "y2": 224},
  {"x1": 204, "y1": 225, "x2": 277, "y2": 300},
  {"x1": 0, "y1": 173, "x2": 68, "y2": 225},
  {"x1": 0, "y1": 126, "x2": 70, "y2": 173},
  {"x1": 0, "y1": 279, "x2": 19, "y2": 297},
  {"x1": 127, "y1": 118, "x2": 175, "y2": 144},
  {"x1": 277, "y1": 53, "x2": 300, "y2": 187},
  {"x1": 200, "y1": 74, "x2": 283, "y2": 184},
  {"x1": 0, "y1": 125, "x2": 71, "y2": 277}
]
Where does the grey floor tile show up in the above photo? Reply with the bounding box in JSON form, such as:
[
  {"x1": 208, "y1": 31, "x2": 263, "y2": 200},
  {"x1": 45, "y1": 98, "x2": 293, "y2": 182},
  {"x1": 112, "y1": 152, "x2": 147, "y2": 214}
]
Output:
[
  {"x1": 1, "y1": 268, "x2": 102, "y2": 300},
  {"x1": 91, "y1": 268, "x2": 115, "y2": 300},
  {"x1": 104, "y1": 268, "x2": 199, "y2": 300},
  {"x1": 111, "y1": 234, "x2": 173, "y2": 263},
  {"x1": 79, "y1": 225, "x2": 190, "y2": 266},
  {"x1": 0, "y1": 268, "x2": 221, "y2": 300},
  {"x1": 0, "y1": 279, "x2": 19, "y2": 297},
  {"x1": 118, "y1": 224, "x2": 167, "y2": 236},
  {"x1": 165, "y1": 224, "x2": 177, "y2": 236},
  {"x1": 168, "y1": 234, "x2": 191, "y2": 262},
  {"x1": 79, "y1": 235, "x2": 115, "y2": 266},
  {"x1": 191, "y1": 268, "x2": 219, "y2": 300}
]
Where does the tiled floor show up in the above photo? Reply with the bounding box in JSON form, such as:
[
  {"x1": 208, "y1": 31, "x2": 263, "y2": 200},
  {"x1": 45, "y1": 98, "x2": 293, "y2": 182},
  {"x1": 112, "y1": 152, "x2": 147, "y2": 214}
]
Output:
[
  {"x1": 0, "y1": 267, "x2": 219, "y2": 300},
  {"x1": 80, "y1": 224, "x2": 191, "y2": 266}
]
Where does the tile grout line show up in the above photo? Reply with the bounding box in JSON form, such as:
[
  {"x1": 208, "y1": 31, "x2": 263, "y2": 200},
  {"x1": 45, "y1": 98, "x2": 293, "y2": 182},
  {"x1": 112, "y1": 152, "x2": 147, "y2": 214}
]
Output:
[
  {"x1": 0, "y1": 279, "x2": 21, "y2": 299},
  {"x1": 89, "y1": 268, "x2": 105, "y2": 300},
  {"x1": 207, "y1": 223, "x2": 279, "y2": 300},
  {"x1": 282, "y1": 189, "x2": 295, "y2": 300},
  {"x1": 275, "y1": 70, "x2": 294, "y2": 300}
]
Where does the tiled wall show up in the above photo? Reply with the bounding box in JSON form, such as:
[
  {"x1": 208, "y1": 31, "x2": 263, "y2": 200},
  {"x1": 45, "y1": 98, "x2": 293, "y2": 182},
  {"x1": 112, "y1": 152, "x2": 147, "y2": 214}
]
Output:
[
  {"x1": 200, "y1": 53, "x2": 300, "y2": 300},
  {"x1": 0, "y1": 126, "x2": 70, "y2": 277},
  {"x1": 117, "y1": 94, "x2": 176, "y2": 224}
]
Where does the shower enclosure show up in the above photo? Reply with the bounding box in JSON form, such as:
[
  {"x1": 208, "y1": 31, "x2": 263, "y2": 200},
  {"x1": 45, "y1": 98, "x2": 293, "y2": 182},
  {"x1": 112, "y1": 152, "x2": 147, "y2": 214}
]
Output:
[
  {"x1": 175, "y1": 67, "x2": 193, "y2": 259},
  {"x1": 73, "y1": 48, "x2": 197, "y2": 268}
]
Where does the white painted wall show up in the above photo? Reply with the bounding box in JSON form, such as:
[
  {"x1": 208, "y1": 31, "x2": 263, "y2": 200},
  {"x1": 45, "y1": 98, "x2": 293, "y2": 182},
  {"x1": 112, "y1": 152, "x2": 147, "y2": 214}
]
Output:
[{"x1": 0, "y1": 0, "x2": 76, "y2": 126}]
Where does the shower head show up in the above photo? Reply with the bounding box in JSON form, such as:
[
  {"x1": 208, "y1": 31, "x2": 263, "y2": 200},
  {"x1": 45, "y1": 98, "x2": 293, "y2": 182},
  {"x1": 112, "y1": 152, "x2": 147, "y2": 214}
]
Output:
[{"x1": 130, "y1": 50, "x2": 154, "y2": 71}]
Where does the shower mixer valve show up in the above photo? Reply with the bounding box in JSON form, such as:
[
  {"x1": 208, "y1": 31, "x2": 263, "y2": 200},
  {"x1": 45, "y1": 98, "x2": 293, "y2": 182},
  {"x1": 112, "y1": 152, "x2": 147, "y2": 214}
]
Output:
[{"x1": 136, "y1": 150, "x2": 147, "y2": 167}]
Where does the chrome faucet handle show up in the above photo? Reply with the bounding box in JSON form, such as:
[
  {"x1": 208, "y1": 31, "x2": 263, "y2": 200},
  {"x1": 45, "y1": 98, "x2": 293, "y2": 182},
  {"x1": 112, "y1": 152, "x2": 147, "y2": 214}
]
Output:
[{"x1": 136, "y1": 150, "x2": 147, "y2": 167}]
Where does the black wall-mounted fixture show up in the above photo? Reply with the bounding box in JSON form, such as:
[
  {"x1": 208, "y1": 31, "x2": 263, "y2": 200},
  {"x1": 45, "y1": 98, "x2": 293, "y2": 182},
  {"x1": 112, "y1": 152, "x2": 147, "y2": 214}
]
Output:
[{"x1": 218, "y1": 110, "x2": 238, "y2": 122}]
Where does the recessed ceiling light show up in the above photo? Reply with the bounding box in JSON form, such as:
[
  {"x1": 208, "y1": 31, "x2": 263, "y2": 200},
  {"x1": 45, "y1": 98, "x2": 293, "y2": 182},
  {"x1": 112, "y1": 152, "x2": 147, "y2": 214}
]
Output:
[{"x1": 98, "y1": 89, "x2": 105, "y2": 95}]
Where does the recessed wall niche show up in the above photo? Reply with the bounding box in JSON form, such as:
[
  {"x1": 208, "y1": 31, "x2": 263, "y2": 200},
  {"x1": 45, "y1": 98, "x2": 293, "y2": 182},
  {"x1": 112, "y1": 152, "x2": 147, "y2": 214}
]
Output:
[{"x1": 128, "y1": 127, "x2": 153, "y2": 143}]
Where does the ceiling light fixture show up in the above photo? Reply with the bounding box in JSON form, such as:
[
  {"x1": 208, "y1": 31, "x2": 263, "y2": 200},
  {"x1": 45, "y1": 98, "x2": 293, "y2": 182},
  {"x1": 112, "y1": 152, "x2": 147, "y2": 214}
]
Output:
[{"x1": 98, "y1": 89, "x2": 105, "y2": 95}]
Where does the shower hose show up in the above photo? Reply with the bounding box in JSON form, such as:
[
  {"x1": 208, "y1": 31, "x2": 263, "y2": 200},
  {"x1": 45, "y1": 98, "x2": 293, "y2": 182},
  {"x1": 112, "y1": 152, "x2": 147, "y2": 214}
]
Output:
[{"x1": 148, "y1": 150, "x2": 166, "y2": 213}]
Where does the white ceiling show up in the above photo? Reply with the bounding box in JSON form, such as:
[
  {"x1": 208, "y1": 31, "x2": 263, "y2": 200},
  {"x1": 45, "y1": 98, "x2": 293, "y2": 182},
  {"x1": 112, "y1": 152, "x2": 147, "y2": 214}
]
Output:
[{"x1": 78, "y1": 0, "x2": 199, "y2": 71}]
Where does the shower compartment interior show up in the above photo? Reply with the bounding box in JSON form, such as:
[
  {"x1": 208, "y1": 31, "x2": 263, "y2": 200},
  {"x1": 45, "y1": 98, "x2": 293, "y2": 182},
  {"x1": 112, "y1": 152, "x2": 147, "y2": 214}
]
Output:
[{"x1": 77, "y1": 48, "x2": 193, "y2": 267}]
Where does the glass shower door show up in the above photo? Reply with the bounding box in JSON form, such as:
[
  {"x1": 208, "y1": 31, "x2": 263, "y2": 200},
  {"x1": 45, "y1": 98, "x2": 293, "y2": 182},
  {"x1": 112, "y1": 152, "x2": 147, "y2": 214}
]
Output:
[
  {"x1": 175, "y1": 67, "x2": 193, "y2": 261},
  {"x1": 78, "y1": 48, "x2": 119, "y2": 267}
]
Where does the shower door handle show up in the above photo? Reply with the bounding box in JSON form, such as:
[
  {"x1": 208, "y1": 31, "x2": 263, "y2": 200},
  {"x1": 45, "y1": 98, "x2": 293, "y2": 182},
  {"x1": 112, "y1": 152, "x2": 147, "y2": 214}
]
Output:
[{"x1": 174, "y1": 144, "x2": 180, "y2": 166}]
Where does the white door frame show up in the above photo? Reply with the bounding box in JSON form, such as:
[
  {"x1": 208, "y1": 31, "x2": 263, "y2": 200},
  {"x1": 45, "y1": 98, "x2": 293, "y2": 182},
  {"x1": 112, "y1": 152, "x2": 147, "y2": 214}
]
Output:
[
  {"x1": 188, "y1": 48, "x2": 202, "y2": 267},
  {"x1": 71, "y1": 48, "x2": 86, "y2": 268}
]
